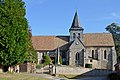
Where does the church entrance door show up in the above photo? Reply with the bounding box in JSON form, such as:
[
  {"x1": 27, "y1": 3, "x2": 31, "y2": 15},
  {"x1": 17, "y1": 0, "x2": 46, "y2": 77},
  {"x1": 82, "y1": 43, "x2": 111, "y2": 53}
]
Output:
[{"x1": 75, "y1": 50, "x2": 84, "y2": 66}]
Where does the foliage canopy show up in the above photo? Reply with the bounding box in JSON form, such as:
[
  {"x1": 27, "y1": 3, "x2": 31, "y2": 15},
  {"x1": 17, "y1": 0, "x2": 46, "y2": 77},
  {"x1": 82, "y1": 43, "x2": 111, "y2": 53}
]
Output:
[
  {"x1": 106, "y1": 23, "x2": 120, "y2": 59},
  {"x1": 0, "y1": 0, "x2": 35, "y2": 67}
]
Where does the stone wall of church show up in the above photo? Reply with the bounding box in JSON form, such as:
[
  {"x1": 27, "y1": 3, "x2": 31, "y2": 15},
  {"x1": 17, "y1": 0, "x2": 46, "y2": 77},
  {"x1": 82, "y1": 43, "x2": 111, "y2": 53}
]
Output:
[
  {"x1": 85, "y1": 47, "x2": 115, "y2": 70},
  {"x1": 69, "y1": 50, "x2": 76, "y2": 66},
  {"x1": 69, "y1": 49, "x2": 84, "y2": 66},
  {"x1": 69, "y1": 39, "x2": 84, "y2": 66}
]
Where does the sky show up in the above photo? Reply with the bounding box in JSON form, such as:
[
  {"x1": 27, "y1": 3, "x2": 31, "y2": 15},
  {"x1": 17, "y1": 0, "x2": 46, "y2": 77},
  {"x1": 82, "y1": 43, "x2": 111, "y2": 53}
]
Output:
[{"x1": 24, "y1": 0, "x2": 120, "y2": 36}]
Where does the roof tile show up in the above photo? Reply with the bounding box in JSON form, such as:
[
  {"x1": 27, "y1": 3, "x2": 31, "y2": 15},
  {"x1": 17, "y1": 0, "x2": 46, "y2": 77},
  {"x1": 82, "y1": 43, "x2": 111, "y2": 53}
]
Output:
[
  {"x1": 32, "y1": 33, "x2": 115, "y2": 51},
  {"x1": 83, "y1": 33, "x2": 114, "y2": 46}
]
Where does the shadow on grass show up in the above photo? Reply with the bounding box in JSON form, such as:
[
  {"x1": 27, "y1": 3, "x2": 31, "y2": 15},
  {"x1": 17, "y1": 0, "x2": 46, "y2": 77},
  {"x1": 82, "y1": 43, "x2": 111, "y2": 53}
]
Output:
[
  {"x1": 58, "y1": 74, "x2": 91, "y2": 79},
  {"x1": 58, "y1": 69, "x2": 114, "y2": 79}
]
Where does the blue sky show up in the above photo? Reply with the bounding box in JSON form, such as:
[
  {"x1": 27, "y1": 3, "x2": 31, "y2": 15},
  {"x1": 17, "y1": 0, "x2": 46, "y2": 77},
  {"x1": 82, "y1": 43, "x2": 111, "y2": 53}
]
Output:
[{"x1": 24, "y1": 0, "x2": 120, "y2": 36}]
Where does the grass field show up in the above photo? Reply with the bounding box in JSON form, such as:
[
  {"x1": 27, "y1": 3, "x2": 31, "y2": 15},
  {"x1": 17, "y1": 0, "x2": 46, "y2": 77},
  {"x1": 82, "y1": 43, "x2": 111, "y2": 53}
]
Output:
[{"x1": 0, "y1": 73, "x2": 49, "y2": 80}]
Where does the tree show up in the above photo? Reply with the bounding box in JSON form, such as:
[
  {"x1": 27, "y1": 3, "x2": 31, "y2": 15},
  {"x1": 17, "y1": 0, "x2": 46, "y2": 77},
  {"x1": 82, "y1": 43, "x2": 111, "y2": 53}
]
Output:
[
  {"x1": 106, "y1": 23, "x2": 120, "y2": 59},
  {"x1": 0, "y1": 0, "x2": 32, "y2": 71},
  {"x1": 27, "y1": 28, "x2": 37, "y2": 63}
]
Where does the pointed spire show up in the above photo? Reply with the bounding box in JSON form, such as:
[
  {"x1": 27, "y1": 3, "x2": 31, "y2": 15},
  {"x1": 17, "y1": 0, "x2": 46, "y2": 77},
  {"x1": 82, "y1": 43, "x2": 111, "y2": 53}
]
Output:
[
  {"x1": 69, "y1": 11, "x2": 83, "y2": 31},
  {"x1": 71, "y1": 11, "x2": 80, "y2": 28}
]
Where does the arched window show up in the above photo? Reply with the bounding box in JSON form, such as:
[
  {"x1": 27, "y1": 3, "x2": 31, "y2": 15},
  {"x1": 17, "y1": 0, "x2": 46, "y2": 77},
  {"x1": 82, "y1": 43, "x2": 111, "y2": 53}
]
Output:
[
  {"x1": 76, "y1": 52, "x2": 80, "y2": 60},
  {"x1": 73, "y1": 33, "x2": 76, "y2": 39},
  {"x1": 78, "y1": 33, "x2": 80, "y2": 38},
  {"x1": 95, "y1": 50, "x2": 98, "y2": 59},
  {"x1": 104, "y1": 50, "x2": 107, "y2": 59},
  {"x1": 92, "y1": 50, "x2": 94, "y2": 58}
]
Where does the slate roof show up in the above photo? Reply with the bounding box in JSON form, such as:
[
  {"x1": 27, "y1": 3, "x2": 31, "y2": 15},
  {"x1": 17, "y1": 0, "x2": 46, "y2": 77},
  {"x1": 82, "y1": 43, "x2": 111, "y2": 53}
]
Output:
[
  {"x1": 69, "y1": 12, "x2": 83, "y2": 31},
  {"x1": 31, "y1": 33, "x2": 115, "y2": 51}
]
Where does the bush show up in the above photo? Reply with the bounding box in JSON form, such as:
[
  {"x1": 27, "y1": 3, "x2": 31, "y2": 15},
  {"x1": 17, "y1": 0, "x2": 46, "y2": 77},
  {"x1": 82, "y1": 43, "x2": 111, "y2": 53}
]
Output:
[
  {"x1": 36, "y1": 64, "x2": 42, "y2": 69},
  {"x1": 42, "y1": 54, "x2": 51, "y2": 66},
  {"x1": 59, "y1": 55, "x2": 62, "y2": 64},
  {"x1": 85, "y1": 64, "x2": 92, "y2": 68},
  {"x1": 108, "y1": 73, "x2": 120, "y2": 80}
]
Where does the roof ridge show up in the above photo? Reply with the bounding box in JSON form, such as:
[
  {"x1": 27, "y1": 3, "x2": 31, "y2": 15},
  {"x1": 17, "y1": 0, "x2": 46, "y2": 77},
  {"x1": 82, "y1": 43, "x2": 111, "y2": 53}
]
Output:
[
  {"x1": 84, "y1": 33, "x2": 111, "y2": 34},
  {"x1": 32, "y1": 36, "x2": 56, "y2": 37},
  {"x1": 32, "y1": 35, "x2": 70, "y2": 37}
]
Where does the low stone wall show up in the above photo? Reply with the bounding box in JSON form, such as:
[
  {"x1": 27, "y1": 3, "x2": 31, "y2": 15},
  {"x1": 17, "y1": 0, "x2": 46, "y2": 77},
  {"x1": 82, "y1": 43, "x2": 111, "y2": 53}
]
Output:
[
  {"x1": 19, "y1": 63, "x2": 36, "y2": 73},
  {"x1": 19, "y1": 63, "x2": 27, "y2": 72},
  {"x1": 0, "y1": 63, "x2": 36, "y2": 73},
  {"x1": 52, "y1": 65, "x2": 115, "y2": 76}
]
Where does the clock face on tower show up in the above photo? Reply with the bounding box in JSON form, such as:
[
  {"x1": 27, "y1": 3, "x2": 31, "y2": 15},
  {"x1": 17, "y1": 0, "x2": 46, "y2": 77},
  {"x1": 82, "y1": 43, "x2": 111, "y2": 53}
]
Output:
[{"x1": 75, "y1": 42, "x2": 79, "y2": 45}]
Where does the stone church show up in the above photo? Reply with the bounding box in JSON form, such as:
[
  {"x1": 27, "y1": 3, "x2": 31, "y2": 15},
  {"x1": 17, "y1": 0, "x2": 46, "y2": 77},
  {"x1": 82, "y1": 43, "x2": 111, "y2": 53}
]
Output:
[{"x1": 32, "y1": 12, "x2": 117, "y2": 70}]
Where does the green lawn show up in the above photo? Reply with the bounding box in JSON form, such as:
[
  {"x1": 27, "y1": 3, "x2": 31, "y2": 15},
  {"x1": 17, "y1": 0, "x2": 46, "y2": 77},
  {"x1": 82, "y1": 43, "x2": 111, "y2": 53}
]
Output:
[{"x1": 0, "y1": 73, "x2": 49, "y2": 80}]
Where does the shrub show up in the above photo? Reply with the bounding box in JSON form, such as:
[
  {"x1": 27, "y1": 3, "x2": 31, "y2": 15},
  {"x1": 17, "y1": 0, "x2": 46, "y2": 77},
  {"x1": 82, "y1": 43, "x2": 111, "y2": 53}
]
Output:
[
  {"x1": 42, "y1": 54, "x2": 51, "y2": 66},
  {"x1": 36, "y1": 64, "x2": 42, "y2": 69},
  {"x1": 59, "y1": 55, "x2": 62, "y2": 64}
]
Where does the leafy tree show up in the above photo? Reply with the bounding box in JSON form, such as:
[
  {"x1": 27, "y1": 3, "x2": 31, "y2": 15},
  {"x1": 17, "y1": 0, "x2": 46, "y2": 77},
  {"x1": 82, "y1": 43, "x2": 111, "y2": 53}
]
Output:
[
  {"x1": 27, "y1": 28, "x2": 37, "y2": 63},
  {"x1": 106, "y1": 23, "x2": 120, "y2": 59},
  {"x1": 0, "y1": 0, "x2": 32, "y2": 71},
  {"x1": 42, "y1": 54, "x2": 51, "y2": 66}
]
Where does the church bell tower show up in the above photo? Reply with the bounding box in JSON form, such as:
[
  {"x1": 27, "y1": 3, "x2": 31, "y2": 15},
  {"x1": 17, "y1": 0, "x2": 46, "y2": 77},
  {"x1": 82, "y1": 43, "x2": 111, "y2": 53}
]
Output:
[{"x1": 69, "y1": 12, "x2": 84, "y2": 42}]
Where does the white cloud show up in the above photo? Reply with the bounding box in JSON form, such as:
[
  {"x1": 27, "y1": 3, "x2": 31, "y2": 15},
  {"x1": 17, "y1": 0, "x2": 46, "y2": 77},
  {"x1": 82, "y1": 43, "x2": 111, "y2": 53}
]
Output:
[
  {"x1": 85, "y1": 12, "x2": 120, "y2": 21},
  {"x1": 85, "y1": 16, "x2": 113, "y2": 21},
  {"x1": 110, "y1": 12, "x2": 120, "y2": 19}
]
